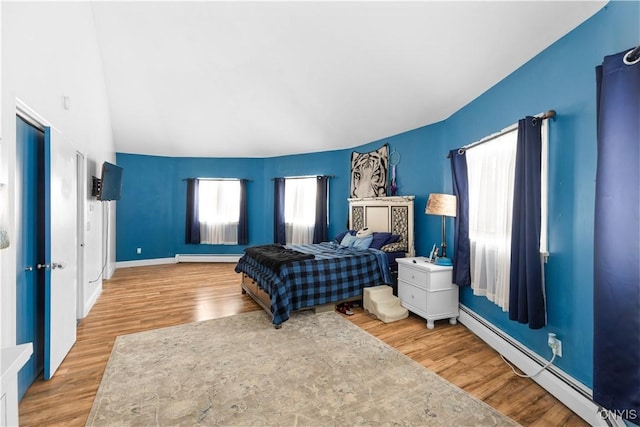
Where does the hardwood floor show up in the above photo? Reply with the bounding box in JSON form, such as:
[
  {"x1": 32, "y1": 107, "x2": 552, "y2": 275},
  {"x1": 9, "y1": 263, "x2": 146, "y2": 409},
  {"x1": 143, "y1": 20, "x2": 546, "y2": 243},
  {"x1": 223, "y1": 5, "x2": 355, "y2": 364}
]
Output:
[{"x1": 18, "y1": 263, "x2": 586, "y2": 426}]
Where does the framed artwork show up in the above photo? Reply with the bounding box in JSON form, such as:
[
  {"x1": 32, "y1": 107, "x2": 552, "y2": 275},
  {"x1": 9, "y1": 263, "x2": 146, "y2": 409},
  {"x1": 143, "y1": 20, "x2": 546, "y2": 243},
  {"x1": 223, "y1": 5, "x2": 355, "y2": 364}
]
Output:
[{"x1": 350, "y1": 144, "x2": 389, "y2": 198}]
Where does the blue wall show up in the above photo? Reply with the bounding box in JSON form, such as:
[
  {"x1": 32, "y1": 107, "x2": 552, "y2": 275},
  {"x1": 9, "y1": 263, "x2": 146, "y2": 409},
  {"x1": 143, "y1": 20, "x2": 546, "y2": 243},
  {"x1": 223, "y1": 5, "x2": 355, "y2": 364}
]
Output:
[
  {"x1": 117, "y1": 119, "x2": 448, "y2": 262},
  {"x1": 116, "y1": 154, "x2": 266, "y2": 259},
  {"x1": 441, "y1": 1, "x2": 638, "y2": 388},
  {"x1": 115, "y1": 1, "x2": 638, "y2": 389}
]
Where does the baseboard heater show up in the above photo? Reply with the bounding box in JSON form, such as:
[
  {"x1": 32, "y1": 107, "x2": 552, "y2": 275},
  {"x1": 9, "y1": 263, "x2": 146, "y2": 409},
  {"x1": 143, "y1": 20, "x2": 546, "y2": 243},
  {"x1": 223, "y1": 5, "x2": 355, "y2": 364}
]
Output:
[
  {"x1": 175, "y1": 254, "x2": 242, "y2": 263},
  {"x1": 458, "y1": 304, "x2": 620, "y2": 427}
]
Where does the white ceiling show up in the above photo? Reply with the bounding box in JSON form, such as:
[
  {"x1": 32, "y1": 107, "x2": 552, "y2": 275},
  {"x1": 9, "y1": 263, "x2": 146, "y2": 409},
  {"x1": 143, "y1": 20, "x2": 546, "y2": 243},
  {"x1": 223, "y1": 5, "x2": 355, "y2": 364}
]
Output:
[{"x1": 90, "y1": 1, "x2": 606, "y2": 158}]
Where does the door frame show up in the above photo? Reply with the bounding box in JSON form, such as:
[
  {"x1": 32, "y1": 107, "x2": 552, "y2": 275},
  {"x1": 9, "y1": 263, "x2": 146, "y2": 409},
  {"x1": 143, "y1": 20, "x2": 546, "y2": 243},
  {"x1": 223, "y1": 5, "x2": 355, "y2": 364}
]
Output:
[
  {"x1": 76, "y1": 151, "x2": 86, "y2": 319},
  {"x1": 16, "y1": 100, "x2": 48, "y2": 134},
  {"x1": 14, "y1": 113, "x2": 45, "y2": 400},
  {"x1": 15, "y1": 98, "x2": 78, "y2": 380},
  {"x1": 15, "y1": 100, "x2": 48, "y2": 395}
]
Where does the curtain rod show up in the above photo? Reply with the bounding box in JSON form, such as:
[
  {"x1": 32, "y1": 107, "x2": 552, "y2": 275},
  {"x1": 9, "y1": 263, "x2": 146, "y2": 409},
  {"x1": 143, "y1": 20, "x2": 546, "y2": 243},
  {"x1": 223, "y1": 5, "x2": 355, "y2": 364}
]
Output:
[
  {"x1": 624, "y1": 45, "x2": 640, "y2": 65},
  {"x1": 182, "y1": 177, "x2": 253, "y2": 182},
  {"x1": 446, "y1": 110, "x2": 556, "y2": 158},
  {"x1": 271, "y1": 174, "x2": 335, "y2": 181}
]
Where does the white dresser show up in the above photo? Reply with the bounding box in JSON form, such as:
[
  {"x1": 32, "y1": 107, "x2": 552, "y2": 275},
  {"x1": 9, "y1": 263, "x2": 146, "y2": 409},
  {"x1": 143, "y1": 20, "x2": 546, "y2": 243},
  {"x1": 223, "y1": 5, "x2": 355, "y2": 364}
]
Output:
[{"x1": 397, "y1": 257, "x2": 459, "y2": 329}]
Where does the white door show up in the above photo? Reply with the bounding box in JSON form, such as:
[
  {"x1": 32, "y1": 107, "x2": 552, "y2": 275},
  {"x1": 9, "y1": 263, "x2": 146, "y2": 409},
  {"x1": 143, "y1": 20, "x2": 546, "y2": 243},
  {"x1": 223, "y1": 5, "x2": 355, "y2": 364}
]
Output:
[{"x1": 43, "y1": 126, "x2": 77, "y2": 379}]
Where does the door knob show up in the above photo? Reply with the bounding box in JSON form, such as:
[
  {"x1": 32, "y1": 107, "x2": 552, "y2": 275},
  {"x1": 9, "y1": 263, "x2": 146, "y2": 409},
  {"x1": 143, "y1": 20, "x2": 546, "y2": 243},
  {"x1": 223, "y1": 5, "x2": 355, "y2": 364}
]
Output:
[
  {"x1": 37, "y1": 263, "x2": 51, "y2": 270},
  {"x1": 25, "y1": 266, "x2": 33, "y2": 271}
]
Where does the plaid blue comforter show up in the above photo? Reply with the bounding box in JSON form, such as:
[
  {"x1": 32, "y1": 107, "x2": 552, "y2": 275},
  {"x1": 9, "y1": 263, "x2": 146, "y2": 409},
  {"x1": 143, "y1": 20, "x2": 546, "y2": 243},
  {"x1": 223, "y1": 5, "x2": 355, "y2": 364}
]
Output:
[{"x1": 235, "y1": 242, "x2": 393, "y2": 326}]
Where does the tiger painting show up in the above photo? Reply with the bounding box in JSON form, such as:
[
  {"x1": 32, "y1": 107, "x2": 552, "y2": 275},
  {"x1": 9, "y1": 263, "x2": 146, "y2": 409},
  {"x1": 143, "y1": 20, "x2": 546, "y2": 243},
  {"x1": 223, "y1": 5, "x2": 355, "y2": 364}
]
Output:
[{"x1": 350, "y1": 144, "x2": 389, "y2": 198}]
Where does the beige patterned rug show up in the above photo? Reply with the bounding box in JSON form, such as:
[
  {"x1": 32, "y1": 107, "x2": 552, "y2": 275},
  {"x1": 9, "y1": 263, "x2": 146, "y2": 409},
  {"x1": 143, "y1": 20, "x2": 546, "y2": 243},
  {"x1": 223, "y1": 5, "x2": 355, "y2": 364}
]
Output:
[{"x1": 87, "y1": 310, "x2": 518, "y2": 426}]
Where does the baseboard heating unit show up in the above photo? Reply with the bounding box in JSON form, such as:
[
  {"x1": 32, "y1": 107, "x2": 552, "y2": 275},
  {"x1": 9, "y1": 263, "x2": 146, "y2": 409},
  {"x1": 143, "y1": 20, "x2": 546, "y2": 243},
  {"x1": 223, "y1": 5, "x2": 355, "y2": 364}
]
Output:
[
  {"x1": 175, "y1": 254, "x2": 242, "y2": 263},
  {"x1": 458, "y1": 304, "x2": 621, "y2": 427},
  {"x1": 115, "y1": 257, "x2": 176, "y2": 269}
]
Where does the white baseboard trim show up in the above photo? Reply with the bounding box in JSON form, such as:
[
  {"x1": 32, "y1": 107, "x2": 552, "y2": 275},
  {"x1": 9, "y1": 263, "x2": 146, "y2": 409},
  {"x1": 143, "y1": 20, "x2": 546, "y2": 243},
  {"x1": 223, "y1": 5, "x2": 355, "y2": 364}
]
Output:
[
  {"x1": 115, "y1": 258, "x2": 177, "y2": 269},
  {"x1": 458, "y1": 305, "x2": 619, "y2": 427},
  {"x1": 81, "y1": 286, "x2": 102, "y2": 319},
  {"x1": 115, "y1": 255, "x2": 242, "y2": 269},
  {"x1": 175, "y1": 254, "x2": 242, "y2": 263},
  {"x1": 106, "y1": 262, "x2": 116, "y2": 280}
]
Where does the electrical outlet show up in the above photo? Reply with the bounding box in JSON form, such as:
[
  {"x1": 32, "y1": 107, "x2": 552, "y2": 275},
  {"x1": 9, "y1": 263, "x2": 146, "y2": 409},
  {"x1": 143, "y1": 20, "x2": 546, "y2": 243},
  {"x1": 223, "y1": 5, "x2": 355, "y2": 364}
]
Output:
[
  {"x1": 136, "y1": 247, "x2": 142, "y2": 254},
  {"x1": 548, "y1": 333, "x2": 563, "y2": 357},
  {"x1": 553, "y1": 338, "x2": 562, "y2": 357}
]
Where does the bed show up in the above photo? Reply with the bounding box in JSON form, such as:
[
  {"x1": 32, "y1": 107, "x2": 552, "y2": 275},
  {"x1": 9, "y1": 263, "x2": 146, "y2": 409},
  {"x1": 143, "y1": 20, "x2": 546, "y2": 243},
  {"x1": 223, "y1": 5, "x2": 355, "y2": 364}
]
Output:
[{"x1": 235, "y1": 195, "x2": 415, "y2": 327}]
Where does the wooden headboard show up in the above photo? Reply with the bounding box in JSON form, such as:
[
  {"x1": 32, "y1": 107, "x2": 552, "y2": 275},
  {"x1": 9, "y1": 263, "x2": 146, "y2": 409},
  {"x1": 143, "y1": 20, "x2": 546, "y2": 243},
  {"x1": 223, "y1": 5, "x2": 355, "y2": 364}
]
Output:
[{"x1": 348, "y1": 196, "x2": 415, "y2": 257}]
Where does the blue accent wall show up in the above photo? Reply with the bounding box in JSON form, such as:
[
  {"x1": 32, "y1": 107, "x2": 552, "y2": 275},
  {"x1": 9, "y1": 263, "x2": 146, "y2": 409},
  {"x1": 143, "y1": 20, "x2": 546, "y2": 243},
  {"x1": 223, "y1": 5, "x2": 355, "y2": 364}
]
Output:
[
  {"x1": 116, "y1": 153, "x2": 267, "y2": 259},
  {"x1": 117, "y1": 119, "x2": 447, "y2": 262},
  {"x1": 115, "y1": 1, "x2": 638, "y2": 389},
  {"x1": 116, "y1": 154, "x2": 175, "y2": 260},
  {"x1": 442, "y1": 1, "x2": 638, "y2": 388}
]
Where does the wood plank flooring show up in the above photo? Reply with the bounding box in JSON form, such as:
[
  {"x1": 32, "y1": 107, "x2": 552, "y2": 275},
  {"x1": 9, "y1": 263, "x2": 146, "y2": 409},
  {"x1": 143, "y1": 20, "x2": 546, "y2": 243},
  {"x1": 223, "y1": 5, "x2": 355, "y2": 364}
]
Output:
[{"x1": 18, "y1": 263, "x2": 587, "y2": 426}]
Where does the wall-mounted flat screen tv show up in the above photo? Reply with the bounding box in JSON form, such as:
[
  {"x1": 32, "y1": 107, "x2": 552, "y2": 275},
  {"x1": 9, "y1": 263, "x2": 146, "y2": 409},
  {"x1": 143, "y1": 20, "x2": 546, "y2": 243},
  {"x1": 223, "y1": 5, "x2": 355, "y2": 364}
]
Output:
[{"x1": 97, "y1": 161, "x2": 123, "y2": 201}]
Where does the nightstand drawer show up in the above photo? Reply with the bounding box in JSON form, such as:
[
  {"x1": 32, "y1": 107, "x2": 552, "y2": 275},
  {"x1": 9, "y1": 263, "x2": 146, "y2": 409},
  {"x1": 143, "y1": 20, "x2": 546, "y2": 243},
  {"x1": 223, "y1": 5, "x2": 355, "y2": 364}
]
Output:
[
  {"x1": 398, "y1": 265, "x2": 428, "y2": 286},
  {"x1": 398, "y1": 279, "x2": 427, "y2": 313},
  {"x1": 426, "y1": 288, "x2": 459, "y2": 317},
  {"x1": 428, "y1": 271, "x2": 455, "y2": 291}
]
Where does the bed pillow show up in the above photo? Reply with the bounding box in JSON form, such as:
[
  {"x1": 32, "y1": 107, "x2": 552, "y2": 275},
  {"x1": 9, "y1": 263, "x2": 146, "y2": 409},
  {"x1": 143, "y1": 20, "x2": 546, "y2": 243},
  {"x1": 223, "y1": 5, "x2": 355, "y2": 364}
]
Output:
[
  {"x1": 335, "y1": 230, "x2": 356, "y2": 243},
  {"x1": 340, "y1": 233, "x2": 358, "y2": 248},
  {"x1": 387, "y1": 234, "x2": 401, "y2": 244},
  {"x1": 352, "y1": 234, "x2": 374, "y2": 250},
  {"x1": 370, "y1": 232, "x2": 392, "y2": 250},
  {"x1": 381, "y1": 241, "x2": 407, "y2": 253},
  {"x1": 356, "y1": 227, "x2": 373, "y2": 238}
]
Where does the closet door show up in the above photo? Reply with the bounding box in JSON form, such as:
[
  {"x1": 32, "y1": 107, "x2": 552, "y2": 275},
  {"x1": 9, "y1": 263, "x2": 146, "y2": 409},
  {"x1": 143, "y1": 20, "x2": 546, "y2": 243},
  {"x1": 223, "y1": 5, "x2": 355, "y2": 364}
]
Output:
[{"x1": 43, "y1": 126, "x2": 77, "y2": 380}]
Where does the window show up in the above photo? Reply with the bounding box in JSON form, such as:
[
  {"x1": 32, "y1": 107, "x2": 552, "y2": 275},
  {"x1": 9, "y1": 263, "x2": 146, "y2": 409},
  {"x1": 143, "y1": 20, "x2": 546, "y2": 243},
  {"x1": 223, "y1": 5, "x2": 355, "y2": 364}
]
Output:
[
  {"x1": 198, "y1": 180, "x2": 241, "y2": 244},
  {"x1": 467, "y1": 128, "x2": 517, "y2": 310},
  {"x1": 284, "y1": 177, "x2": 317, "y2": 244},
  {"x1": 273, "y1": 176, "x2": 329, "y2": 245},
  {"x1": 466, "y1": 121, "x2": 548, "y2": 311}
]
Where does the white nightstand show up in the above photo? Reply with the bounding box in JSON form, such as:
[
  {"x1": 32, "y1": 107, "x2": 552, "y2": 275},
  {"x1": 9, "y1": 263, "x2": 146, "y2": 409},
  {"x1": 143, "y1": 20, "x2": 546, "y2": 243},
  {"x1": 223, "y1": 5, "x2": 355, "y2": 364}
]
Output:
[{"x1": 397, "y1": 257, "x2": 459, "y2": 329}]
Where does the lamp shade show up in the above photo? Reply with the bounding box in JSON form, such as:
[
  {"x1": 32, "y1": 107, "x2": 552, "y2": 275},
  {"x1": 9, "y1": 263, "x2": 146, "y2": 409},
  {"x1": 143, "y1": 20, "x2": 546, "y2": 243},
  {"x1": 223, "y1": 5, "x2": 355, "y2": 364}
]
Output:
[{"x1": 425, "y1": 193, "x2": 457, "y2": 217}]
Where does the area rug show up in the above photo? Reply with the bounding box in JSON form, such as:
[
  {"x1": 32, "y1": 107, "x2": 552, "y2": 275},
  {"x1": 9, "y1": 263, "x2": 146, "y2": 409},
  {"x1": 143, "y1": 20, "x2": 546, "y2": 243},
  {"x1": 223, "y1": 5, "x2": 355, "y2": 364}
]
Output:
[{"x1": 86, "y1": 310, "x2": 519, "y2": 426}]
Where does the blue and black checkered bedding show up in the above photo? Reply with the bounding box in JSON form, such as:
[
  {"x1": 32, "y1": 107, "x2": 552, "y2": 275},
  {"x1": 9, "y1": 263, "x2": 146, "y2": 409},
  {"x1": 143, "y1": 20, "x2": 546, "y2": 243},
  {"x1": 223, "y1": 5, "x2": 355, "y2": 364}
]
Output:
[{"x1": 235, "y1": 241, "x2": 393, "y2": 326}]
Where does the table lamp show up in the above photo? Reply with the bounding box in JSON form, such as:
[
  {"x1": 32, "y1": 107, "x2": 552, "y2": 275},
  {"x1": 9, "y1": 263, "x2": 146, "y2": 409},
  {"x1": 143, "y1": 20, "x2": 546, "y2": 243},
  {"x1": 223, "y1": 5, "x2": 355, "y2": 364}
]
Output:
[{"x1": 425, "y1": 193, "x2": 456, "y2": 266}]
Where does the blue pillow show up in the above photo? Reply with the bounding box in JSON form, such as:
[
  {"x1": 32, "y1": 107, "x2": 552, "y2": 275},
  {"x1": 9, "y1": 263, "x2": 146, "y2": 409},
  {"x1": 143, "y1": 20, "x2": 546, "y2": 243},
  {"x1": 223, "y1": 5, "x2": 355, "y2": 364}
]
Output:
[
  {"x1": 335, "y1": 230, "x2": 356, "y2": 243},
  {"x1": 387, "y1": 234, "x2": 401, "y2": 244},
  {"x1": 352, "y1": 234, "x2": 373, "y2": 250},
  {"x1": 370, "y1": 232, "x2": 392, "y2": 250},
  {"x1": 340, "y1": 233, "x2": 358, "y2": 248}
]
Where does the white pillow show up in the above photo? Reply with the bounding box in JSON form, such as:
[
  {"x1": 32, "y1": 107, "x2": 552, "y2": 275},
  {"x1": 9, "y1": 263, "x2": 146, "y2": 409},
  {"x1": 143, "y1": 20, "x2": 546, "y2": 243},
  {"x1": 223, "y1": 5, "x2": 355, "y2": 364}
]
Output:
[{"x1": 356, "y1": 227, "x2": 373, "y2": 238}]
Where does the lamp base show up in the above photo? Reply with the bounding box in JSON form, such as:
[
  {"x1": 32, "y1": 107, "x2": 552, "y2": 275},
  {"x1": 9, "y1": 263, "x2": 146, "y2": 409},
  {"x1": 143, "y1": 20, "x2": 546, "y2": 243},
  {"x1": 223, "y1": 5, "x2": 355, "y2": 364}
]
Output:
[{"x1": 435, "y1": 257, "x2": 453, "y2": 266}]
